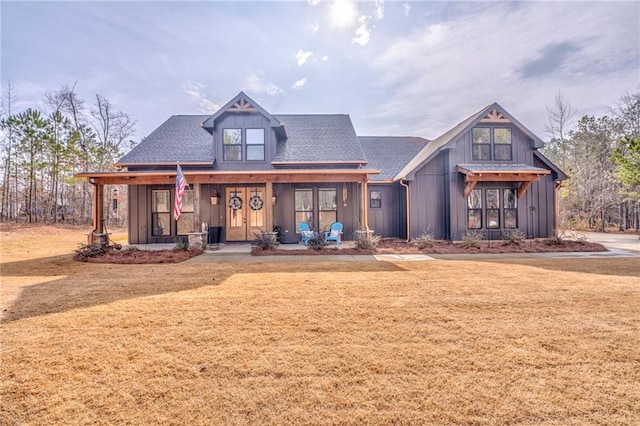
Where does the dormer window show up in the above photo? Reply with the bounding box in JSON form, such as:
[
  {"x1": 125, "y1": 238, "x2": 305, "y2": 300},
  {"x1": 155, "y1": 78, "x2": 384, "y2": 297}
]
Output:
[
  {"x1": 223, "y1": 128, "x2": 266, "y2": 161},
  {"x1": 472, "y1": 127, "x2": 512, "y2": 161},
  {"x1": 223, "y1": 129, "x2": 242, "y2": 161},
  {"x1": 246, "y1": 128, "x2": 265, "y2": 161}
]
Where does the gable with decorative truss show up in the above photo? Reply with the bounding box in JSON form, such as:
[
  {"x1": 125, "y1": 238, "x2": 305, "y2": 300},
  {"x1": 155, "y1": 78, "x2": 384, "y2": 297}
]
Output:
[
  {"x1": 226, "y1": 97, "x2": 257, "y2": 113},
  {"x1": 480, "y1": 108, "x2": 511, "y2": 124}
]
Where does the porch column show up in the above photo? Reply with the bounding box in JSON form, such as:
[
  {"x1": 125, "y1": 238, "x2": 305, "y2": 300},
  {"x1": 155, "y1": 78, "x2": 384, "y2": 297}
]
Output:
[
  {"x1": 193, "y1": 183, "x2": 201, "y2": 231},
  {"x1": 264, "y1": 180, "x2": 273, "y2": 232},
  {"x1": 94, "y1": 182, "x2": 104, "y2": 233},
  {"x1": 361, "y1": 178, "x2": 369, "y2": 231}
]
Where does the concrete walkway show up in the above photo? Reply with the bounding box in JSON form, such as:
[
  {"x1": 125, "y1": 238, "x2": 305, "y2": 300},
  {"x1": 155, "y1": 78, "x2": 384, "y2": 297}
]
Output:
[{"x1": 127, "y1": 232, "x2": 640, "y2": 263}]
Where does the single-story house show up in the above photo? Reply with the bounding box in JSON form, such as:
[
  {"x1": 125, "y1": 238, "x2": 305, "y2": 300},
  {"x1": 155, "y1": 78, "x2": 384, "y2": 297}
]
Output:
[{"x1": 77, "y1": 91, "x2": 567, "y2": 244}]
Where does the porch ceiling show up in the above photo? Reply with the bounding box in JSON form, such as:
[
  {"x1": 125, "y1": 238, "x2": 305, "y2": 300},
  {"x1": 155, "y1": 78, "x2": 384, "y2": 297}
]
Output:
[{"x1": 75, "y1": 169, "x2": 379, "y2": 185}]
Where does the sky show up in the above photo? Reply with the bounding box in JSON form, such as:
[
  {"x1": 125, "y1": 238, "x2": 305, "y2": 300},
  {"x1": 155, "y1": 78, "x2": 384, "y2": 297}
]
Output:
[{"x1": 2, "y1": 0, "x2": 639, "y2": 144}]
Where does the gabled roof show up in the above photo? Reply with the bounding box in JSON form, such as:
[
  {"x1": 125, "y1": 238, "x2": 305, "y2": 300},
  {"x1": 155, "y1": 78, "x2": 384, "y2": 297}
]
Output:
[
  {"x1": 272, "y1": 114, "x2": 367, "y2": 164},
  {"x1": 359, "y1": 136, "x2": 430, "y2": 182},
  {"x1": 201, "y1": 91, "x2": 282, "y2": 131},
  {"x1": 533, "y1": 150, "x2": 568, "y2": 181},
  {"x1": 394, "y1": 102, "x2": 546, "y2": 181},
  {"x1": 116, "y1": 115, "x2": 212, "y2": 166}
]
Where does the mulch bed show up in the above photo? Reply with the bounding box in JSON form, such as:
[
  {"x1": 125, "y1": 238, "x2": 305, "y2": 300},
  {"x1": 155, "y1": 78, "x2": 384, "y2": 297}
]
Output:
[
  {"x1": 253, "y1": 238, "x2": 607, "y2": 256},
  {"x1": 78, "y1": 248, "x2": 203, "y2": 264}
]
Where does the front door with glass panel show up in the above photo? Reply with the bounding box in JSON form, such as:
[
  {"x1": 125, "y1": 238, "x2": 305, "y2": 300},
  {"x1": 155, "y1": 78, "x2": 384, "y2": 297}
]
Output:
[{"x1": 225, "y1": 187, "x2": 266, "y2": 241}]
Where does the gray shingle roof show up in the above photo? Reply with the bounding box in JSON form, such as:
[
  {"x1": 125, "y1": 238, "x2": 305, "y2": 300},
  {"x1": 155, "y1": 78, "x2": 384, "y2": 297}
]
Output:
[
  {"x1": 359, "y1": 136, "x2": 430, "y2": 181},
  {"x1": 117, "y1": 115, "x2": 212, "y2": 165},
  {"x1": 272, "y1": 115, "x2": 367, "y2": 163}
]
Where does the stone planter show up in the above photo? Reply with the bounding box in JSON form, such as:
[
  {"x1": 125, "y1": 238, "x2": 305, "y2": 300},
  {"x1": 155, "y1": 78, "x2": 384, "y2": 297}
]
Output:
[{"x1": 187, "y1": 232, "x2": 207, "y2": 251}]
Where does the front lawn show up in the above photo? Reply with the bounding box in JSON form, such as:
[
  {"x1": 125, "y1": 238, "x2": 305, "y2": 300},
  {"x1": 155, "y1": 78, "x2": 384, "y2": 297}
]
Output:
[{"x1": 1, "y1": 225, "x2": 639, "y2": 424}]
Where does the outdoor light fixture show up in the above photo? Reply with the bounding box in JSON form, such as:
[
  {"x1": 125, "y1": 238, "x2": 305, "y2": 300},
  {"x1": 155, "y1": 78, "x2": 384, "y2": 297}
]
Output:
[
  {"x1": 210, "y1": 189, "x2": 219, "y2": 205},
  {"x1": 342, "y1": 184, "x2": 348, "y2": 207},
  {"x1": 272, "y1": 192, "x2": 277, "y2": 205}
]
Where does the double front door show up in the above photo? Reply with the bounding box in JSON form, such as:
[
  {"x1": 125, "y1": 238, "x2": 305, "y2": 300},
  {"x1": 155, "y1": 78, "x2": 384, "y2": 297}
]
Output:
[{"x1": 225, "y1": 187, "x2": 266, "y2": 241}]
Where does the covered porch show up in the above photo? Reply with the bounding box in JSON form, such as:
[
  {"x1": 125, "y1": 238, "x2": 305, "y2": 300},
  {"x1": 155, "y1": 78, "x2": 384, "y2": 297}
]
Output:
[{"x1": 76, "y1": 169, "x2": 379, "y2": 245}]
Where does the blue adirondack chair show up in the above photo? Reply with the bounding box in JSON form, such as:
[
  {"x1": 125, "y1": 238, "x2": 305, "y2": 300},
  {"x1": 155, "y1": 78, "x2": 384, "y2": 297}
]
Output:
[
  {"x1": 298, "y1": 222, "x2": 313, "y2": 246},
  {"x1": 324, "y1": 222, "x2": 343, "y2": 245}
]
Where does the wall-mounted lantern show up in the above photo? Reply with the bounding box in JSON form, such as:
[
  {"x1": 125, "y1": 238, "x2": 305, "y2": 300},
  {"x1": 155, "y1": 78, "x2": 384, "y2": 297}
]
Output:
[
  {"x1": 210, "y1": 189, "x2": 219, "y2": 205},
  {"x1": 342, "y1": 183, "x2": 348, "y2": 207},
  {"x1": 272, "y1": 192, "x2": 277, "y2": 205}
]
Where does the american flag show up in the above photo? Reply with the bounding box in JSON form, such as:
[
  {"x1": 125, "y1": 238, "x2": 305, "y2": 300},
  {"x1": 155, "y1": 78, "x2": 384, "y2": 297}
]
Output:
[{"x1": 174, "y1": 164, "x2": 188, "y2": 221}]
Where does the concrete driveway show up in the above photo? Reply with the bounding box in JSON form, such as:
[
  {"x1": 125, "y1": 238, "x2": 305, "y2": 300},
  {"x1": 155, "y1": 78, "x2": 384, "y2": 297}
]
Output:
[{"x1": 585, "y1": 231, "x2": 640, "y2": 254}]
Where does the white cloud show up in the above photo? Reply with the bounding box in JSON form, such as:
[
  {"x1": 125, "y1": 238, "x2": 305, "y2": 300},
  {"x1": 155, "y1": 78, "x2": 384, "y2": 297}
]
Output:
[
  {"x1": 403, "y1": 3, "x2": 411, "y2": 16},
  {"x1": 307, "y1": 0, "x2": 321, "y2": 5},
  {"x1": 352, "y1": 15, "x2": 371, "y2": 46},
  {"x1": 296, "y1": 49, "x2": 314, "y2": 66},
  {"x1": 321, "y1": 55, "x2": 329, "y2": 61},
  {"x1": 371, "y1": 2, "x2": 639, "y2": 138},
  {"x1": 292, "y1": 78, "x2": 307, "y2": 89},
  {"x1": 375, "y1": 0, "x2": 384, "y2": 20},
  {"x1": 311, "y1": 23, "x2": 320, "y2": 32},
  {"x1": 242, "y1": 74, "x2": 283, "y2": 96},
  {"x1": 182, "y1": 80, "x2": 220, "y2": 113}
]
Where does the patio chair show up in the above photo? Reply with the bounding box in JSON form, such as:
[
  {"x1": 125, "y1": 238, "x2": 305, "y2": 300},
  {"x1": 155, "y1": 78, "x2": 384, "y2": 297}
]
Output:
[
  {"x1": 324, "y1": 221, "x2": 343, "y2": 245},
  {"x1": 298, "y1": 222, "x2": 313, "y2": 246}
]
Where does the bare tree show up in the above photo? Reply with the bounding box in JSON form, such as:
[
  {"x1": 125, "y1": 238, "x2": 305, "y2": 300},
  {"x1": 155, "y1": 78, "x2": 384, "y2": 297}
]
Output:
[
  {"x1": 0, "y1": 81, "x2": 18, "y2": 220},
  {"x1": 91, "y1": 94, "x2": 136, "y2": 172},
  {"x1": 544, "y1": 91, "x2": 576, "y2": 170}
]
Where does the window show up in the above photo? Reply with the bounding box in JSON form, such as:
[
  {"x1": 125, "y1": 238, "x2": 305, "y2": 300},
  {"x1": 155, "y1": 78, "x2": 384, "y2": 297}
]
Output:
[
  {"x1": 152, "y1": 190, "x2": 170, "y2": 236},
  {"x1": 504, "y1": 189, "x2": 517, "y2": 228},
  {"x1": 246, "y1": 129, "x2": 265, "y2": 161},
  {"x1": 294, "y1": 189, "x2": 314, "y2": 232},
  {"x1": 486, "y1": 189, "x2": 500, "y2": 229},
  {"x1": 472, "y1": 127, "x2": 512, "y2": 161},
  {"x1": 176, "y1": 190, "x2": 194, "y2": 234},
  {"x1": 467, "y1": 188, "x2": 518, "y2": 230},
  {"x1": 472, "y1": 128, "x2": 491, "y2": 161},
  {"x1": 223, "y1": 129, "x2": 242, "y2": 161},
  {"x1": 318, "y1": 188, "x2": 337, "y2": 231},
  {"x1": 467, "y1": 189, "x2": 482, "y2": 229},
  {"x1": 493, "y1": 128, "x2": 512, "y2": 161},
  {"x1": 370, "y1": 190, "x2": 382, "y2": 208}
]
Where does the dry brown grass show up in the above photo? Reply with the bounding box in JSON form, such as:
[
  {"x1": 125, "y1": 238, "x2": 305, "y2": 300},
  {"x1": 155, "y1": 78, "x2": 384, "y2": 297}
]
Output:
[{"x1": 1, "y1": 225, "x2": 639, "y2": 425}]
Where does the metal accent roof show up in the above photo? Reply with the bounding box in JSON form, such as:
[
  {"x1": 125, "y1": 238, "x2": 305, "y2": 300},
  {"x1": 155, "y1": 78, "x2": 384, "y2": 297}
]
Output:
[{"x1": 457, "y1": 164, "x2": 550, "y2": 174}]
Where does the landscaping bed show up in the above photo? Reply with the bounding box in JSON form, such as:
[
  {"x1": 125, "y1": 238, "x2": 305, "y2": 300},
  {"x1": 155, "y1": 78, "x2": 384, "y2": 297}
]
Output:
[
  {"x1": 75, "y1": 246, "x2": 203, "y2": 264},
  {"x1": 253, "y1": 238, "x2": 607, "y2": 256}
]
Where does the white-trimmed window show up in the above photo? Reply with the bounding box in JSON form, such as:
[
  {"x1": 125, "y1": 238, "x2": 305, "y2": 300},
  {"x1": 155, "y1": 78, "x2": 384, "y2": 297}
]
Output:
[
  {"x1": 223, "y1": 129, "x2": 242, "y2": 161},
  {"x1": 246, "y1": 129, "x2": 265, "y2": 161}
]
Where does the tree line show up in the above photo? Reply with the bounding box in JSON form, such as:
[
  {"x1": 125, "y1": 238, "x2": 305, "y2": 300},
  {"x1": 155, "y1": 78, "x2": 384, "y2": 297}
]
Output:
[
  {"x1": 0, "y1": 82, "x2": 136, "y2": 225},
  {"x1": 543, "y1": 90, "x2": 640, "y2": 232}
]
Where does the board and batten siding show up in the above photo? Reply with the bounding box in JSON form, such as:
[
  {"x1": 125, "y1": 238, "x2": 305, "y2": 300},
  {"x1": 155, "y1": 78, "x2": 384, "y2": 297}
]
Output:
[
  {"x1": 368, "y1": 183, "x2": 402, "y2": 238},
  {"x1": 213, "y1": 114, "x2": 276, "y2": 171},
  {"x1": 408, "y1": 151, "x2": 448, "y2": 239}
]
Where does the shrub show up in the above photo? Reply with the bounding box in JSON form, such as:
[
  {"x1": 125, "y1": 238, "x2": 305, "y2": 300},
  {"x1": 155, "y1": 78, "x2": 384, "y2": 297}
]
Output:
[
  {"x1": 74, "y1": 243, "x2": 108, "y2": 261},
  {"x1": 413, "y1": 231, "x2": 436, "y2": 249},
  {"x1": 253, "y1": 231, "x2": 279, "y2": 250},
  {"x1": 502, "y1": 229, "x2": 526, "y2": 246},
  {"x1": 307, "y1": 233, "x2": 326, "y2": 251},
  {"x1": 461, "y1": 230, "x2": 483, "y2": 249},
  {"x1": 545, "y1": 230, "x2": 567, "y2": 245},
  {"x1": 568, "y1": 230, "x2": 588, "y2": 244},
  {"x1": 354, "y1": 231, "x2": 380, "y2": 251},
  {"x1": 174, "y1": 238, "x2": 189, "y2": 251}
]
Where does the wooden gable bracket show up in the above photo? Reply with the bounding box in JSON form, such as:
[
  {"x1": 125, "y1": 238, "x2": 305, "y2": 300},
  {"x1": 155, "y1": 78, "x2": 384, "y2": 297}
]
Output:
[
  {"x1": 517, "y1": 180, "x2": 533, "y2": 199},
  {"x1": 464, "y1": 179, "x2": 478, "y2": 198},
  {"x1": 227, "y1": 98, "x2": 257, "y2": 113},
  {"x1": 480, "y1": 108, "x2": 511, "y2": 124}
]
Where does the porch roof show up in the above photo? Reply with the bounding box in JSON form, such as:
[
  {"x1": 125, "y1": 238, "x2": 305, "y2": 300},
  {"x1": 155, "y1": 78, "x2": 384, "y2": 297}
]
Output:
[
  {"x1": 457, "y1": 164, "x2": 551, "y2": 199},
  {"x1": 75, "y1": 169, "x2": 380, "y2": 185}
]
